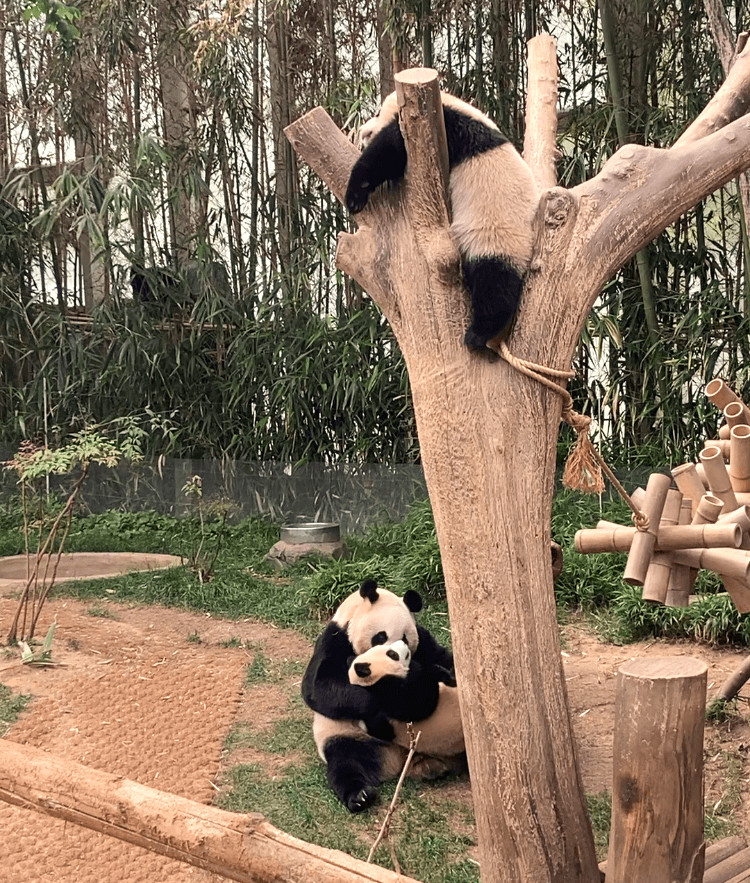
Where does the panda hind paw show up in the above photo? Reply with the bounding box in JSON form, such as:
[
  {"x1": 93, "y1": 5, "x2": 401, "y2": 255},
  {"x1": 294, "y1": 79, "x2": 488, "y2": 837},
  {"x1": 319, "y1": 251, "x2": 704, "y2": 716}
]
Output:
[
  {"x1": 345, "y1": 182, "x2": 371, "y2": 214},
  {"x1": 463, "y1": 328, "x2": 491, "y2": 351},
  {"x1": 347, "y1": 786, "x2": 377, "y2": 813}
]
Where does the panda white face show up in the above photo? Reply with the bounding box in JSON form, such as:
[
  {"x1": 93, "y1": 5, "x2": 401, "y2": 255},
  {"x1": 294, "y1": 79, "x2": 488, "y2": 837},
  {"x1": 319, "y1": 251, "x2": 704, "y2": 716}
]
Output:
[
  {"x1": 333, "y1": 582, "x2": 421, "y2": 656},
  {"x1": 348, "y1": 640, "x2": 411, "y2": 687}
]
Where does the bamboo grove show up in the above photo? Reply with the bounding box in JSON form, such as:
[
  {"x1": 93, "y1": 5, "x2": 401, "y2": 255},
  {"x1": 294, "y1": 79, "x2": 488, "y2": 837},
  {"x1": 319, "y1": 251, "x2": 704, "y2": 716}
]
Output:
[{"x1": 1, "y1": 0, "x2": 749, "y2": 465}]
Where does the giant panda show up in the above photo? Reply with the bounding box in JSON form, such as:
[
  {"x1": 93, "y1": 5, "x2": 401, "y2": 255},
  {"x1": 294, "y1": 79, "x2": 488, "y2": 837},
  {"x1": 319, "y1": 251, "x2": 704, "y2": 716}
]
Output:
[
  {"x1": 301, "y1": 578, "x2": 457, "y2": 812},
  {"x1": 348, "y1": 640, "x2": 465, "y2": 758},
  {"x1": 345, "y1": 89, "x2": 540, "y2": 350}
]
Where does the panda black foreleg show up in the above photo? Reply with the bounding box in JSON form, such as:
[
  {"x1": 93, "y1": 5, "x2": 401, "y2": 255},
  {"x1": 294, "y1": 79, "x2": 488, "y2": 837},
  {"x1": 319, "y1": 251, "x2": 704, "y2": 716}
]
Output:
[
  {"x1": 323, "y1": 736, "x2": 384, "y2": 813},
  {"x1": 462, "y1": 256, "x2": 524, "y2": 350},
  {"x1": 346, "y1": 120, "x2": 408, "y2": 213}
]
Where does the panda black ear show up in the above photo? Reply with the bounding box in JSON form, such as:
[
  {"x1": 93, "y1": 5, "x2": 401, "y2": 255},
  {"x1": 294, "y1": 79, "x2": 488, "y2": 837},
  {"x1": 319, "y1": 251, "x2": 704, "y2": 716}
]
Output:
[
  {"x1": 403, "y1": 590, "x2": 423, "y2": 613},
  {"x1": 359, "y1": 579, "x2": 379, "y2": 603}
]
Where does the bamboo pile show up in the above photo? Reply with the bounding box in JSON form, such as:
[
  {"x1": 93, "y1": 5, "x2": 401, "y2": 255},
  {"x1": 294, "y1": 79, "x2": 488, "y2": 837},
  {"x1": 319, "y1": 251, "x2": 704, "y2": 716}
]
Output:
[{"x1": 575, "y1": 378, "x2": 750, "y2": 612}]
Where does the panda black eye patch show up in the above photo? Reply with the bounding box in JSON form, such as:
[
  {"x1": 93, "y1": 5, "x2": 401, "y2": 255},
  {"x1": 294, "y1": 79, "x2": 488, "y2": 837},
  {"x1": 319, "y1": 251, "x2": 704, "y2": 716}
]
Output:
[
  {"x1": 386, "y1": 649, "x2": 399, "y2": 661},
  {"x1": 371, "y1": 631, "x2": 387, "y2": 646}
]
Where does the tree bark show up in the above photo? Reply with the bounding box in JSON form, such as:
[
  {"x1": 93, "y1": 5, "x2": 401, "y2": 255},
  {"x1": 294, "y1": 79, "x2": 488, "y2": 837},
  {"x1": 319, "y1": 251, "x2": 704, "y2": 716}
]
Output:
[
  {"x1": 285, "y1": 37, "x2": 750, "y2": 883},
  {"x1": 0, "y1": 739, "x2": 419, "y2": 883}
]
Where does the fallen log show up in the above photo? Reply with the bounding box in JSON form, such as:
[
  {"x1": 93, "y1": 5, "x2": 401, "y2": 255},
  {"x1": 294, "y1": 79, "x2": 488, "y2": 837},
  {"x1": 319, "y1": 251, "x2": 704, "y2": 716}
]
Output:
[
  {"x1": 704, "y1": 845, "x2": 750, "y2": 883},
  {"x1": 0, "y1": 740, "x2": 417, "y2": 883}
]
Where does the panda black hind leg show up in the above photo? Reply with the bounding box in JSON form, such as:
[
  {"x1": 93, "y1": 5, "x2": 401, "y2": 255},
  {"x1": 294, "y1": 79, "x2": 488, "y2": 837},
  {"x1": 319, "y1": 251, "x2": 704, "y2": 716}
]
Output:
[
  {"x1": 346, "y1": 120, "x2": 408, "y2": 214},
  {"x1": 462, "y1": 256, "x2": 524, "y2": 350},
  {"x1": 323, "y1": 736, "x2": 385, "y2": 813}
]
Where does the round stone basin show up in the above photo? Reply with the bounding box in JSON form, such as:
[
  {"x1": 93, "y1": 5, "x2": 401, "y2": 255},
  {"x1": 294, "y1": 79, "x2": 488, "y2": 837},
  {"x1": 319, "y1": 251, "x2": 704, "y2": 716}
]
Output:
[{"x1": 0, "y1": 552, "x2": 184, "y2": 589}]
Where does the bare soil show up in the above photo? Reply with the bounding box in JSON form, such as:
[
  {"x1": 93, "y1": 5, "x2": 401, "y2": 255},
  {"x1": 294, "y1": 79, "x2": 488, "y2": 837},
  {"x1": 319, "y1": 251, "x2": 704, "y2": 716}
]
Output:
[{"x1": 0, "y1": 559, "x2": 749, "y2": 881}]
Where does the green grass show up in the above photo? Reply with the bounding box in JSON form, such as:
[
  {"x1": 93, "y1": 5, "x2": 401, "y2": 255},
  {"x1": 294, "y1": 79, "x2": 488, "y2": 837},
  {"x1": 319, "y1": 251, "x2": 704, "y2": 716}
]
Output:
[{"x1": 0, "y1": 684, "x2": 31, "y2": 736}]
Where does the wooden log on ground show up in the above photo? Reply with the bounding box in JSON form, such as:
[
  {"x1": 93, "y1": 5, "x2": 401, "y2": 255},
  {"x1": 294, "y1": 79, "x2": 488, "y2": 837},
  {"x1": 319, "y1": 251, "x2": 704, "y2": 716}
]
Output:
[
  {"x1": 607, "y1": 657, "x2": 707, "y2": 883},
  {"x1": 0, "y1": 740, "x2": 417, "y2": 883},
  {"x1": 704, "y1": 845, "x2": 750, "y2": 883},
  {"x1": 705, "y1": 837, "x2": 749, "y2": 871}
]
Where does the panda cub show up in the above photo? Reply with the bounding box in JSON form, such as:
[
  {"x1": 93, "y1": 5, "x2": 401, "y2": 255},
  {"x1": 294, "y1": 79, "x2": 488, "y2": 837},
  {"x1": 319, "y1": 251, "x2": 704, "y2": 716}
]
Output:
[
  {"x1": 346, "y1": 90, "x2": 539, "y2": 350},
  {"x1": 349, "y1": 640, "x2": 465, "y2": 758}
]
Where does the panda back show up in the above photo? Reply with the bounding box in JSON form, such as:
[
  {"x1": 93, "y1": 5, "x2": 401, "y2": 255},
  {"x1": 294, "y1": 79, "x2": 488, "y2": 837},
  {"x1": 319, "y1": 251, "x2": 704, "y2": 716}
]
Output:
[{"x1": 449, "y1": 143, "x2": 539, "y2": 270}]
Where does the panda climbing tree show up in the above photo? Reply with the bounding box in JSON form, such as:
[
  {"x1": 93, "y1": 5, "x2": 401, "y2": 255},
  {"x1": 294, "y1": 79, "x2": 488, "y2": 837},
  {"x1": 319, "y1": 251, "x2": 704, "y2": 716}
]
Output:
[{"x1": 286, "y1": 45, "x2": 750, "y2": 883}]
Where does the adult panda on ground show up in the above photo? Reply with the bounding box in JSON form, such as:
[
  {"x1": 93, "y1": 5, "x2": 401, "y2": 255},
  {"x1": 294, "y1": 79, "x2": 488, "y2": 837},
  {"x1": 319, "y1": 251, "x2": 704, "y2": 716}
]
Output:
[
  {"x1": 301, "y1": 578, "x2": 457, "y2": 812},
  {"x1": 345, "y1": 90, "x2": 539, "y2": 350},
  {"x1": 348, "y1": 640, "x2": 465, "y2": 758}
]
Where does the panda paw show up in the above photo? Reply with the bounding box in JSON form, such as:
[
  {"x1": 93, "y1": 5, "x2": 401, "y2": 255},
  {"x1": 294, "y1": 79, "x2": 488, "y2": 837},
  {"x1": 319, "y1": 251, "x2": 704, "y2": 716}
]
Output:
[
  {"x1": 345, "y1": 180, "x2": 371, "y2": 214},
  {"x1": 347, "y1": 786, "x2": 377, "y2": 813},
  {"x1": 463, "y1": 328, "x2": 491, "y2": 350}
]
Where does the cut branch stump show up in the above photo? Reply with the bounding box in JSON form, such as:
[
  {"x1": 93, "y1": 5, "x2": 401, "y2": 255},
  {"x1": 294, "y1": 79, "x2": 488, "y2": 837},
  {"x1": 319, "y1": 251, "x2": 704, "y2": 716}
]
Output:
[{"x1": 607, "y1": 657, "x2": 707, "y2": 883}]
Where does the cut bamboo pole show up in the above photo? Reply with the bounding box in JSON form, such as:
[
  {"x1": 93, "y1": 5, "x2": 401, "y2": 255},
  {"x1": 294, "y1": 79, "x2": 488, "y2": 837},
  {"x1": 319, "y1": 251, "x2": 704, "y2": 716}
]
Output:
[
  {"x1": 576, "y1": 522, "x2": 741, "y2": 554},
  {"x1": 667, "y1": 494, "x2": 697, "y2": 607},
  {"x1": 724, "y1": 401, "x2": 748, "y2": 430},
  {"x1": 694, "y1": 494, "x2": 725, "y2": 525},
  {"x1": 705, "y1": 439, "x2": 732, "y2": 458},
  {"x1": 607, "y1": 657, "x2": 707, "y2": 883},
  {"x1": 701, "y1": 446, "x2": 739, "y2": 512},
  {"x1": 0, "y1": 740, "x2": 417, "y2": 883},
  {"x1": 718, "y1": 505, "x2": 750, "y2": 549},
  {"x1": 643, "y1": 489, "x2": 682, "y2": 604},
  {"x1": 623, "y1": 473, "x2": 672, "y2": 586},
  {"x1": 673, "y1": 463, "x2": 711, "y2": 515},
  {"x1": 730, "y1": 425, "x2": 750, "y2": 492},
  {"x1": 706, "y1": 378, "x2": 750, "y2": 425},
  {"x1": 672, "y1": 547, "x2": 750, "y2": 580}
]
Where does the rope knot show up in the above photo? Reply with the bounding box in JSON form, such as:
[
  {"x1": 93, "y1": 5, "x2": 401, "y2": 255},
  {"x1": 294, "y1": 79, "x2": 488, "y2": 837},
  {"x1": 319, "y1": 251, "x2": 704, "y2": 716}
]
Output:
[{"x1": 497, "y1": 342, "x2": 648, "y2": 524}]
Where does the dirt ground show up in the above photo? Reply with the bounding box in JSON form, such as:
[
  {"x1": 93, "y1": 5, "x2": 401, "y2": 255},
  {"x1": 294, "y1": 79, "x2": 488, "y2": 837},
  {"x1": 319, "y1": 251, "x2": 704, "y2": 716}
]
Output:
[{"x1": 0, "y1": 556, "x2": 749, "y2": 882}]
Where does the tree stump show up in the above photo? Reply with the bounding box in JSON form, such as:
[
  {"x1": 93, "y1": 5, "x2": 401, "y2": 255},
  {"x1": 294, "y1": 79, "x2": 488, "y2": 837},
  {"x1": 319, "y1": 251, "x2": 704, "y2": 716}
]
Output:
[{"x1": 608, "y1": 657, "x2": 707, "y2": 883}]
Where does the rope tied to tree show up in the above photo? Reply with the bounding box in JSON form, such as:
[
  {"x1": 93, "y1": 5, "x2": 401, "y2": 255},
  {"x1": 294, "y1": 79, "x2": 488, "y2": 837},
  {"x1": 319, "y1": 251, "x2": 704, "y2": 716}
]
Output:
[{"x1": 497, "y1": 341, "x2": 649, "y2": 531}]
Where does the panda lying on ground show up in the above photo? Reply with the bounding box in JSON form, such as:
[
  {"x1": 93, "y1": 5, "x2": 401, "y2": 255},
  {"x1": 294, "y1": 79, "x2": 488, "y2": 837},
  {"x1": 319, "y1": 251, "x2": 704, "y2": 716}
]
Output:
[
  {"x1": 301, "y1": 579, "x2": 462, "y2": 812},
  {"x1": 346, "y1": 89, "x2": 539, "y2": 350},
  {"x1": 348, "y1": 639, "x2": 465, "y2": 758}
]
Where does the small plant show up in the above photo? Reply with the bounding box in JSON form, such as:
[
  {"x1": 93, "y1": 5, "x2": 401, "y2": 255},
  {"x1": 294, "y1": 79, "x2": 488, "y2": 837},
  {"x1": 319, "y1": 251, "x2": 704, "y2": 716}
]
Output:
[
  {"x1": 706, "y1": 697, "x2": 740, "y2": 723},
  {"x1": 0, "y1": 684, "x2": 31, "y2": 736},
  {"x1": 85, "y1": 605, "x2": 117, "y2": 619},
  {"x1": 18, "y1": 622, "x2": 57, "y2": 666},
  {"x1": 181, "y1": 474, "x2": 237, "y2": 583},
  {"x1": 4, "y1": 423, "x2": 143, "y2": 644},
  {"x1": 187, "y1": 631, "x2": 203, "y2": 644}
]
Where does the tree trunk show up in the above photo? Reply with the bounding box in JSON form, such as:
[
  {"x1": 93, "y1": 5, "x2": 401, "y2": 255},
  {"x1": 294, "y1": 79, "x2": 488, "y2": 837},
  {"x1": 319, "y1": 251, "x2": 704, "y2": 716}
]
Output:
[
  {"x1": 286, "y1": 39, "x2": 750, "y2": 883},
  {"x1": 156, "y1": 0, "x2": 197, "y2": 260}
]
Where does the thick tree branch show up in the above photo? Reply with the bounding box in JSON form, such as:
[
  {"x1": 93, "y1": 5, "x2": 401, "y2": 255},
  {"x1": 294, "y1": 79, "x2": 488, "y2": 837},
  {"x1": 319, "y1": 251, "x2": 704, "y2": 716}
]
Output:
[
  {"x1": 579, "y1": 116, "x2": 750, "y2": 289},
  {"x1": 675, "y1": 39, "x2": 750, "y2": 146}
]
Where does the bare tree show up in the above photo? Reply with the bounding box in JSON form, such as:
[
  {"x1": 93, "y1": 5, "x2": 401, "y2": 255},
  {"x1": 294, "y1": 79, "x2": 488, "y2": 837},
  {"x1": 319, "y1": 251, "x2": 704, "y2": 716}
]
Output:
[{"x1": 286, "y1": 38, "x2": 750, "y2": 883}]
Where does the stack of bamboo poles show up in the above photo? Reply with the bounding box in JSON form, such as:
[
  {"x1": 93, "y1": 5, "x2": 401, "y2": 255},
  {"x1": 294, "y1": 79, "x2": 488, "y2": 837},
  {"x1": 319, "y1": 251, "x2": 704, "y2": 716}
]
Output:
[{"x1": 575, "y1": 378, "x2": 750, "y2": 612}]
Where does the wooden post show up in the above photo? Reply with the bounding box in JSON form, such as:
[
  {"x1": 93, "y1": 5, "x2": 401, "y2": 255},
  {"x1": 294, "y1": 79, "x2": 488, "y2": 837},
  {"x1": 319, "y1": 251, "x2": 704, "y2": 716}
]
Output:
[{"x1": 608, "y1": 657, "x2": 707, "y2": 883}]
